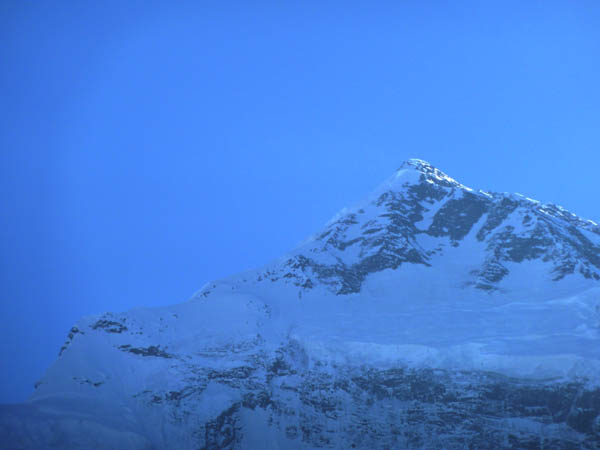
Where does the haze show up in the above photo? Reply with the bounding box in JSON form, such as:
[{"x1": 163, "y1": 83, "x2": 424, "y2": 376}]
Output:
[{"x1": 1, "y1": 1, "x2": 599, "y2": 403}]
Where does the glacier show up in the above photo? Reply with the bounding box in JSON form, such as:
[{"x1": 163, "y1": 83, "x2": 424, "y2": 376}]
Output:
[{"x1": 2, "y1": 159, "x2": 600, "y2": 449}]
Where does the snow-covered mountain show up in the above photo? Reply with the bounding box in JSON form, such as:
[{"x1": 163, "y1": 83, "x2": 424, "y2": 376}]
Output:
[{"x1": 2, "y1": 159, "x2": 600, "y2": 449}]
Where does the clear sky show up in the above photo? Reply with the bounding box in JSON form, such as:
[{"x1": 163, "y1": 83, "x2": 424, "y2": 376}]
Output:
[{"x1": 1, "y1": 1, "x2": 599, "y2": 403}]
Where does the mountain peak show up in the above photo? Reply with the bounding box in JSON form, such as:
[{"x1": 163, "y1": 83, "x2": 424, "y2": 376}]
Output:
[
  {"x1": 7, "y1": 156, "x2": 600, "y2": 450},
  {"x1": 399, "y1": 158, "x2": 435, "y2": 171},
  {"x1": 389, "y1": 158, "x2": 463, "y2": 190}
]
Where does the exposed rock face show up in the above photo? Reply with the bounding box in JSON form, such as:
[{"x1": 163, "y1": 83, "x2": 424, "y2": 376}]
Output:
[
  {"x1": 7, "y1": 337, "x2": 600, "y2": 449},
  {"x1": 139, "y1": 348, "x2": 600, "y2": 450},
  {"x1": 2, "y1": 159, "x2": 600, "y2": 449},
  {"x1": 125, "y1": 342, "x2": 600, "y2": 450},
  {"x1": 264, "y1": 160, "x2": 600, "y2": 295}
]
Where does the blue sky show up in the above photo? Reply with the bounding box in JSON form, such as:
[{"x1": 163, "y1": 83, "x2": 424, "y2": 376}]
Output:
[{"x1": 1, "y1": 1, "x2": 599, "y2": 402}]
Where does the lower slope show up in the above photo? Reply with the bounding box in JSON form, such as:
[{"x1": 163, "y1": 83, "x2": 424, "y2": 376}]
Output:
[{"x1": 2, "y1": 274, "x2": 599, "y2": 449}]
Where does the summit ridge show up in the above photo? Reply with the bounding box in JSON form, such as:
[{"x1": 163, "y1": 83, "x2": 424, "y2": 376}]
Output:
[{"x1": 265, "y1": 160, "x2": 600, "y2": 295}]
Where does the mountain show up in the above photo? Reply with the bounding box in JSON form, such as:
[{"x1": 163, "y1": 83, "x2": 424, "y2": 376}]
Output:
[{"x1": 2, "y1": 159, "x2": 600, "y2": 449}]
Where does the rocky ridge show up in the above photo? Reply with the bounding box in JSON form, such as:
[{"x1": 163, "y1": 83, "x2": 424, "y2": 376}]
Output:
[{"x1": 257, "y1": 159, "x2": 600, "y2": 295}]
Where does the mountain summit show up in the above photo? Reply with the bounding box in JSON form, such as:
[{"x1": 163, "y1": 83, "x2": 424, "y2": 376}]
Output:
[
  {"x1": 262, "y1": 159, "x2": 600, "y2": 296},
  {"x1": 398, "y1": 158, "x2": 463, "y2": 186},
  {"x1": 3, "y1": 160, "x2": 600, "y2": 449}
]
